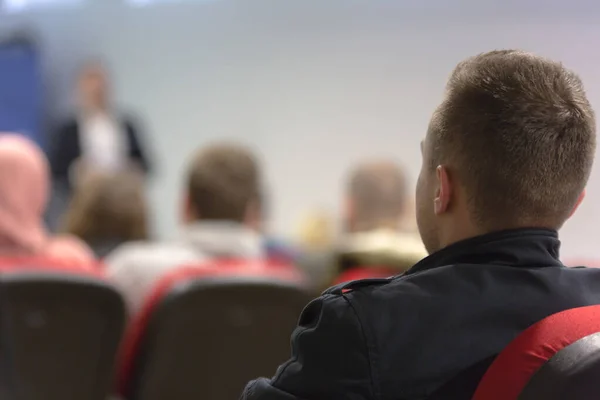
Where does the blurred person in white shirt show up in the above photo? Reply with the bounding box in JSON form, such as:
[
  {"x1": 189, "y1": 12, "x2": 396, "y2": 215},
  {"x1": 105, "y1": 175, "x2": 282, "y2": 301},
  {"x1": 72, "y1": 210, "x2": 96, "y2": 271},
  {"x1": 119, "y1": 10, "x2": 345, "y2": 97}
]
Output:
[
  {"x1": 49, "y1": 60, "x2": 151, "y2": 190},
  {"x1": 106, "y1": 142, "x2": 268, "y2": 314}
]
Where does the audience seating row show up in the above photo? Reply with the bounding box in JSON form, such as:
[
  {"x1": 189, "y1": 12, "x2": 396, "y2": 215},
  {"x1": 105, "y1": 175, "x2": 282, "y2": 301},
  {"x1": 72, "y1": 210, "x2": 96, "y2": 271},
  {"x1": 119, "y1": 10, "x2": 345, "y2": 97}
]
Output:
[
  {"x1": 0, "y1": 258, "x2": 309, "y2": 400},
  {"x1": 1, "y1": 258, "x2": 599, "y2": 400}
]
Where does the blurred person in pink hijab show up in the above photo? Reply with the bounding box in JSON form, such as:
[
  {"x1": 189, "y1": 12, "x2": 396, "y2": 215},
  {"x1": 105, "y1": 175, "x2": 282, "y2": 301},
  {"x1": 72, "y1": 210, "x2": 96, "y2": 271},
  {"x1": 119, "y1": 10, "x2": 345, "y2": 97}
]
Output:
[{"x1": 0, "y1": 133, "x2": 94, "y2": 264}]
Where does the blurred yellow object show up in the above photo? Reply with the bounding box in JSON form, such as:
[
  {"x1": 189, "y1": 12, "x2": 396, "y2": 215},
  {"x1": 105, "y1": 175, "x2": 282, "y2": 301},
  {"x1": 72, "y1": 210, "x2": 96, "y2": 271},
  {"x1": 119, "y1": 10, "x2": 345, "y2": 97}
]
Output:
[{"x1": 296, "y1": 211, "x2": 334, "y2": 250}]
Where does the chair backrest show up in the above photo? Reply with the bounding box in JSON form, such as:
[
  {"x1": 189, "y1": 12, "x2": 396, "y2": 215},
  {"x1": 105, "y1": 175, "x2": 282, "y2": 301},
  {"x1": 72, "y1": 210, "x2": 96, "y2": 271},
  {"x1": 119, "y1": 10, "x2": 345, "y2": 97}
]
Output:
[
  {"x1": 472, "y1": 305, "x2": 600, "y2": 400},
  {"x1": 0, "y1": 266, "x2": 125, "y2": 400},
  {"x1": 118, "y1": 261, "x2": 312, "y2": 400},
  {"x1": 518, "y1": 332, "x2": 600, "y2": 399},
  {"x1": 0, "y1": 256, "x2": 104, "y2": 275}
]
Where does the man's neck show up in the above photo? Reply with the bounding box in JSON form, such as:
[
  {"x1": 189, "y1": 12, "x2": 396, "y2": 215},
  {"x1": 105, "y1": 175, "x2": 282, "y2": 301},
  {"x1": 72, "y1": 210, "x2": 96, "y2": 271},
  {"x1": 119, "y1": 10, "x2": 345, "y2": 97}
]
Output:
[
  {"x1": 82, "y1": 104, "x2": 108, "y2": 117},
  {"x1": 437, "y1": 219, "x2": 485, "y2": 252}
]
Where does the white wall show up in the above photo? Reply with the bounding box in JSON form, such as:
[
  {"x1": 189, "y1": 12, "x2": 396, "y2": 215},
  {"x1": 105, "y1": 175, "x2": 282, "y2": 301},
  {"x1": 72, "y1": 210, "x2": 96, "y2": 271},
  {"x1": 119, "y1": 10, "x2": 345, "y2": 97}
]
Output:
[{"x1": 1, "y1": 0, "x2": 599, "y2": 259}]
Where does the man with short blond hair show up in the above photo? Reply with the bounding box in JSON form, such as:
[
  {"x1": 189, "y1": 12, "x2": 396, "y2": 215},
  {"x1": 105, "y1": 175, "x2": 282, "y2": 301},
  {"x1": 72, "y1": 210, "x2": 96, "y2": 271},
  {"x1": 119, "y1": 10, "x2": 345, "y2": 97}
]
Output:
[
  {"x1": 417, "y1": 49, "x2": 595, "y2": 252},
  {"x1": 242, "y1": 50, "x2": 600, "y2": 400},
  {"x1": 329, "y1": 161, "x2": 426, "y2": 284}
]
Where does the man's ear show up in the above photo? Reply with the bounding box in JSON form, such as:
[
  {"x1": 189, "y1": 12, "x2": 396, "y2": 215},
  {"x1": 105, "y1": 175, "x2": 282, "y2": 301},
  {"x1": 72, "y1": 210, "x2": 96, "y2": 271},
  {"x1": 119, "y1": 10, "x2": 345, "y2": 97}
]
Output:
[
  {"x1": 568, "y1": 190, "x2": 586, "y2": 219},
  {"x1": 434, "y1": 165, "x2": 452, "y2": 215}
]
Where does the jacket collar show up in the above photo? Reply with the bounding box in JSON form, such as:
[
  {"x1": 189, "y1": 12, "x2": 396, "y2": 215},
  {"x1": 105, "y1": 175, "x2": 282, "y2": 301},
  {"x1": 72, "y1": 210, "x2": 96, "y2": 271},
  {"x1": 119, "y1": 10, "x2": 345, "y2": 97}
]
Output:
[
  {"x1": 406, "y1": 228, "x2": 563, "y2": 276},
  {"x1": 337, "y1": 229, "x2": 428, "y2": 272},
  {"x1": 178, "y1": 221, "x2": 263, "y2": 259}
]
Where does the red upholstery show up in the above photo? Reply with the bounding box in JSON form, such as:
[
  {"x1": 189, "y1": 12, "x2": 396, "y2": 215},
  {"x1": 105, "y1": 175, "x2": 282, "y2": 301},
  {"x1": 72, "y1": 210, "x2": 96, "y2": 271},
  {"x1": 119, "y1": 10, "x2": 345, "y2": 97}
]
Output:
[
  {"x1": 0, "y1": 256, "x2": 104, "y2": 277},
  {"x1": 472, "y1": 305, "x2": 600, "y2": 400},
  {"x1": 334, "y1": 266, "x2": 396, "y2": 285},
  {"x1": 116, "y1": 258, "x2": 305, "y2": 395}
]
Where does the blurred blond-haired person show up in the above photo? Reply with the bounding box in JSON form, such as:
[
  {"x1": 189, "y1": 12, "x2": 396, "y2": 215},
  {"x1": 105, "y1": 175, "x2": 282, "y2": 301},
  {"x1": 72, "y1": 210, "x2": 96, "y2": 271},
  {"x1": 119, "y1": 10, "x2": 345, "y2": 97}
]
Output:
[
  {"x1": 106, "y1": 142, "x2": 267, "y2": 314},
  {"x1": 63, "y1": 171, "x2": 149, "y2": 259},
  {"x1": 334, "y1": 161, "x2": 426, "y2": 284}
]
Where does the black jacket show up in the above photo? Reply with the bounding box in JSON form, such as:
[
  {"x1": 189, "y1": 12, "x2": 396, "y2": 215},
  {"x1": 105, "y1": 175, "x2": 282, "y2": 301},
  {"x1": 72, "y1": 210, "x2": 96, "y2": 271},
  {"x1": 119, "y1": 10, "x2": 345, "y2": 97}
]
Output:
[
  {"x1": 242, "y1": 229, "x2": 600, "y2": 400},
  {"x1": 49, "y1": 116, "x2": 151, "y2": 187}
]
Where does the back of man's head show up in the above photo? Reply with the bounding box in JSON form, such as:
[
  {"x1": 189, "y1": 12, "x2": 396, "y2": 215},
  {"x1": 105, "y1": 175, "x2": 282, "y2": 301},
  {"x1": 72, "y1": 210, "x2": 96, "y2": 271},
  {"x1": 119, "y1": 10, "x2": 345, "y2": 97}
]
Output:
[
  {"x1": 346, "y1": 161, "x2": 407, "y2": 232},
  {"x1": 428, "y1": 50, "x2": 596, "y2": 231},
  {"x1": 186, "y1": 142, "x2": 261, "y2": 224}
]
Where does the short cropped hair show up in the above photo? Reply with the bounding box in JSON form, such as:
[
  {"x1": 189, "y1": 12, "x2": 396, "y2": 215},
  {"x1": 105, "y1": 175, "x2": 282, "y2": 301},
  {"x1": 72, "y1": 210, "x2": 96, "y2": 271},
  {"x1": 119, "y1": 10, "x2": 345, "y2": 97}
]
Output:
[
  {"x1": 348, "y1": 161, "x2": 407, "y2": 231},
  {"x1": 63, "y1": 172, "x2": 149, "y2": 242},
  {"x1": 429, "y1": 50, "x2": 596, "y2": 229},
  {"x1": 187, "y1": 143, "x2": 261, "y2": 222}
]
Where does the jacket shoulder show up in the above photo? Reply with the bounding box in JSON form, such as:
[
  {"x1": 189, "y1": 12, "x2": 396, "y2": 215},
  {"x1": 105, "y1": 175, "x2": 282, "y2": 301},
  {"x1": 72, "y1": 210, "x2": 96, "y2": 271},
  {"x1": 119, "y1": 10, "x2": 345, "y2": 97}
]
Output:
[
  {"x1": 55, "y1": 116, "x2": 78, "y2": 132},
  {"x1": 116, "y1": 113, "x2": 139, "y2": 131},
  {"x1": 322, "y1": 277, "x2": 393, "y2": 295}
]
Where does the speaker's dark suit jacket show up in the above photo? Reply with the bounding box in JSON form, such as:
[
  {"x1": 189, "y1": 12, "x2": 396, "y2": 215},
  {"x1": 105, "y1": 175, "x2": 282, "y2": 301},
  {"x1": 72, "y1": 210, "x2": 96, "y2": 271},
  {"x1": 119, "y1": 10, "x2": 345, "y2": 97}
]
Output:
[{"x1": 49, "y1": 116, "x2": 151, "y2": 188}]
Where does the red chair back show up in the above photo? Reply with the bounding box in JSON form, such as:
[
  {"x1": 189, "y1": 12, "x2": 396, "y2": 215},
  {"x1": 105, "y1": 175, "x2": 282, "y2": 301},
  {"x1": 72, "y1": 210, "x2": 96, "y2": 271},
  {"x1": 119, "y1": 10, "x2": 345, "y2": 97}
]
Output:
[
  {"x1": 117, "y1": 258, "x2": 311, "y2": 400},
  {"x1": 334, "y1": 266, "x2": 396, "y2": 285},
  {"x1": 0, "y1": 256, "x2": 103, "y2": 276},
  {"x1": 473, "y1": 305, "x2": 600, "y2": 400}
]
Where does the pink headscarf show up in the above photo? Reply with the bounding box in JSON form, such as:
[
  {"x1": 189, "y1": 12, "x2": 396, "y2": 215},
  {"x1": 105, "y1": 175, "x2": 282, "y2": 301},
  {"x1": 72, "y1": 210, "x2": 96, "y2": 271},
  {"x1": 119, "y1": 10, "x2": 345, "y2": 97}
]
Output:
[{"x1": 0, "y1": 134, "x2": 94, "y2": 263}]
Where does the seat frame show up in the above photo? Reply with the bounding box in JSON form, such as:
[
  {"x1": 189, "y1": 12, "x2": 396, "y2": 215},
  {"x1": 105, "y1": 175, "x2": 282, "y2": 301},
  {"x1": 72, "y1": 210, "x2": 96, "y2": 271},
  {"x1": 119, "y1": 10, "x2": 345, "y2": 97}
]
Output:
[{"x1": 473, "y1": 305, "x2": 600, "y2": 400}]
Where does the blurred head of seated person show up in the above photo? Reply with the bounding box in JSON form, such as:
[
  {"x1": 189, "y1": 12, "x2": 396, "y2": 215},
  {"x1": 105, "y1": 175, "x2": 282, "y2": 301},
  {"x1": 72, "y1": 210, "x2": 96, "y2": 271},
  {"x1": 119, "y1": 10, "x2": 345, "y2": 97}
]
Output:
[
  {"x1": 334, "y1": 161, "x2": 427, "y2": 284},
  {"x1": 0, "y1": 134, "x2": 94, "y2": 264},
  {"x1": 106, "y1": 142, "x2": 264, "y2": 313},
  {"x1": 62, "y1": 171, "x2": 149, "y2": 259},
  {"x1": 79, "y1": 60, "x2": 109, "y2": 113},
  {"x1": 241, "y1": 50, "x2": 600, "y2": 400},
  {"x1": 181, "y1": 142, "x2": 262, "y2": 235}
]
